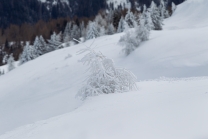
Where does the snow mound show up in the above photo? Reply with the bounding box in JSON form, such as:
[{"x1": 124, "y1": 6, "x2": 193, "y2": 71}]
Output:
[{"x1": 165, "y1": 0, "x2": 208, "y2": 29}]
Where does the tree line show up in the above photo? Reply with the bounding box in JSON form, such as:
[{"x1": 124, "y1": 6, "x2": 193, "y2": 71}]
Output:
[{"x1": 0, "y1": 0, "x2": 177, "y2": 69}]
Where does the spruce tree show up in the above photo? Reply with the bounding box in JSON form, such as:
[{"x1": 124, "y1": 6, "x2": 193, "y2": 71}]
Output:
[
  {"x1": 117, "y1": 16, "x2": 125, "y2": 33},
  {"x1": 7, "y1": 54, "x2": 15, "y2": 71},
  {"x1": 107, "y1": 23, "x2": 115, "y2": 35},
  {"x1": 39, "y1": 35, "x2": 48, "y2": 53},
  {"x1": 47, "y1": 32, "x2": 62, "y2": 51},
  {"x1": 124, "y1": 9, "x2": 136, "y2": 28},
  {"x1": 86, "y1": 21, "x2": 100, "y2": 40},
  {"x1": 19, "y1": 42, "x2": 34, "y2": 65},
  {"x1": 63, "y1": 22, "x2": 72, "y2": 43},
  {"x1": 150, "y1": 1, "x2": 163, "y2": 30},
  {"x1": 33, "y1": 36, "x2": 44, "y2": 58},
  {"x1": 172, "y1": 2, "x2": 176, "y2": 14}
]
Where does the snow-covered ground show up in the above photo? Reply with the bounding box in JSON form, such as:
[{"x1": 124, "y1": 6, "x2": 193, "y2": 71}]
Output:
[{"x1": 0, "y1": 0, "x2": 208, "y2": 138}]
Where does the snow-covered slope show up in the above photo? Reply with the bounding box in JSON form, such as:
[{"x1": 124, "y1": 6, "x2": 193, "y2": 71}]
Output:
[
  {"x1": 1, "y1": 78, "x2": 208, "y2": 139},
  {"x1": 165, "y1": 0, "x2": 208, "y2": 29},
  {"x1": 0, "y1": 0, "x2": 208, "y2": 138}
]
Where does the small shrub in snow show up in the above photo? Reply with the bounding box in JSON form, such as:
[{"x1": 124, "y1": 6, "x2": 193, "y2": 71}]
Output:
[{"x1": 77, "y1": 48, "x2": 137, "y2": 99}]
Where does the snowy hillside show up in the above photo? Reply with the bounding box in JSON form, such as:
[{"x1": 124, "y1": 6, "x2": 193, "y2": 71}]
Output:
[{"x1": 0, "y1": 0, "x2": 208, "y2": 138}]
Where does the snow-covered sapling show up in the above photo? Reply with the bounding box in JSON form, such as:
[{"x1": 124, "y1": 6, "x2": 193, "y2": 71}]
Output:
[{"x1": 77, "y1": 47, "x2": 137, "y2": 100}]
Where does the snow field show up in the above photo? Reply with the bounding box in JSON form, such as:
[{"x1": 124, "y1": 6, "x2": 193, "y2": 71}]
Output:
[{"x1": 0, "y1": 0, "x2": 208, "y2": 138}]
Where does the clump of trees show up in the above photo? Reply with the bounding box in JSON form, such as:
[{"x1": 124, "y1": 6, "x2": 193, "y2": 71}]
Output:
[{"x1": 119, "y1": 0, "x2": 173, "y2": 56}]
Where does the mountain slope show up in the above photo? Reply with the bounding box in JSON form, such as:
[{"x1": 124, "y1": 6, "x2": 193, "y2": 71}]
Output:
[{"x1": 0, "y1": 0, "x2": 208, "y2": 138}]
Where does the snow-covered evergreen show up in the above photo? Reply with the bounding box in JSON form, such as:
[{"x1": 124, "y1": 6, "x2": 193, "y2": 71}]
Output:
[
  {"x1": 150, "y1": 1, "x2": 163, "y2": 30},
  {"x1": 63, "y1": 22, "x2": 72, "y2": 43},
  {"x1": 47, "y1": 32, "x2": 62, "y2": 51},
  {"x1": 172, "y1": 2, "x2": 176, "y2": 14},
  {"x1": 159, "y1": 0, "x2": 165, "y2": 20},
  {"x1": 7, "y1": 54, "x2": 15, "y2": 71},
  {"x1": 77, "y1": 48, "x2": 137, "y2": 99},
  {"x1": 136, "y1": 6, "x2": 153, "y2": 42},
  {"x1": 117, "y1": 16, "x2": 125, "y2": 33},
  {"x1": 119, "y1": 31, "x2": 141, "y2": 55},
  {"x1": 119, "y1": 5, "x2": 153, "y2": 55},
  {"x1": 19, "y1": 42, "x2": 34, "y2": 65},
  {"x1": 71, "y1": 24, "x2": 80, "y2": 41},
  {"x1": 124, "y1": 9, "x2": 137, "y2": 28},
  {"x1": 32, "y1": 36, "x2": 44, "y2": 58},
  {"x1": 107, "y1": 23, "x2": 115, "y2": 35},
  {"x1": 94, "y1": 14, "x2": 107, "y2": 36},
  {"x1": 80, "y1": 21, "x2": 86, "y2": 39},
  {"x1": 39, "y1": 35, "x2": 48, "y2": 53},
  {"x1": 86, "y1": 21, "x2": 100, "y2": 40}
]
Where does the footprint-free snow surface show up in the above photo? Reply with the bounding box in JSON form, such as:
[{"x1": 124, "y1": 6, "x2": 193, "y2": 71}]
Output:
[{"x1": 0, "y1": 0, "x2": 208, "y2": 138}]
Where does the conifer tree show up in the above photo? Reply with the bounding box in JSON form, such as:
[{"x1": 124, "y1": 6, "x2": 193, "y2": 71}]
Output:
[
  {"x1": 39, "y1": 35, "x2": 48, "y2": 53},
  {"x1": 172, "y1": 2, "x2": 176, "y2": 14},
  {"x1": 124, "y1": 9, "x2": 137, "y2": 28},
  {"x1": 119, "y1": 5, "x2": 153, "y2": 56},
  {"x1": 159, "y1": 0, "x2": 166, "y2": 20},
  {"x1": 119, "y1": 31, "x2": 141, "y2": 55},
  {"x1": 47, "y1": 32, "x2": 62, "y2": 51},
  {"x1": 7, "y1": 54, "x2": 15, "y2": 71},
  {"x1": 86, "y1": 21, "x2": 100, "y2": 40},
  {"x1": 150, "y1": 1, "x2": 163, "y2": 30},
  {"x1": 107, "y1": 23, "x2": 115, "y2": 35},
  {"x1": 32, "y1": 36, "x2": 44, "y2": 58},
  {"x1": 117, "y1": 16, "x2": 125, "y2": 33},
  {"x1": 63, "y1": 22, "x2": 72, "y2": 43},
  {"x1": 71, "y1": 24, "x2": 80, "y2": 41},
  {"x1": 136, "y1": 9, "x2": 152, "y2": 42},
  {"x1": 80, "y1": 21, "x2": 86, "y2": 39},
  {"x1": 19, "y1": 42, "x2": 34, "y2": 65}
]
